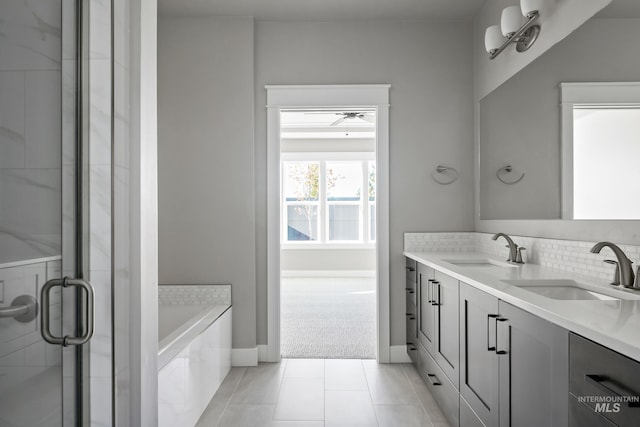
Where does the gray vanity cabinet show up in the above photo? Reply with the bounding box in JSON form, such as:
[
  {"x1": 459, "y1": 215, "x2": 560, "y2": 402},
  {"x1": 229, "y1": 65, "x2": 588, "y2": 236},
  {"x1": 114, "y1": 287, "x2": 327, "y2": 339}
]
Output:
[
  {"x1": 497, "y1": 301, "x2": 569, "y2": 427},
  {"x1": 460, "y1": 282, "x2": 569, "y2": 427},
  {"x1": 417, "y1": 263, "x2": 436, "y2": 355},
  {"x1": 460, "y1": 282, "x2": 500, "y2": 427},
  {"x1": 405, "y1": 258, "x2": 418, "y2": 363},
  {"x1": 433, "y1": 270, "x2": 459, "y2": 387}
]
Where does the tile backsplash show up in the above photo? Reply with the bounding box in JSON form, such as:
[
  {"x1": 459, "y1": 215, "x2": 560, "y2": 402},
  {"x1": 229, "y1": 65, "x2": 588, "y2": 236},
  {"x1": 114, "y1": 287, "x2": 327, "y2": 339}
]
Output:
[
  {"x1": 158, "y1": 284, "x2": 232, "y2": 305},
  {"x1": 404, "y1": 232, "x2": 477, "y2": 253},
  {"x1": 406, "y1": 232, "x2": 640, "y2": 283}
]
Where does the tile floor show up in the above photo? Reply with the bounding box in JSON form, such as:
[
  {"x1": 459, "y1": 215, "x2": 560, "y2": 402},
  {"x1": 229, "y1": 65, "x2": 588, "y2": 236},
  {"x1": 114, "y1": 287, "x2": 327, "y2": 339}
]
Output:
[{"x1": 195, "y1": 359, "x2": 451, "y2": 427}]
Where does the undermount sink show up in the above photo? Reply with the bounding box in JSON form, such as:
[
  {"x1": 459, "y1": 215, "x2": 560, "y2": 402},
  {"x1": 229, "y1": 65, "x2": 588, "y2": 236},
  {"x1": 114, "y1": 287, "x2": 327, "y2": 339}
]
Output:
[
  {"x1": 442, "y1": 258, "x2": 519, "y2": 269},
  {"x1": 503, "y1": 279, "x2": 637, "y2": 301}
]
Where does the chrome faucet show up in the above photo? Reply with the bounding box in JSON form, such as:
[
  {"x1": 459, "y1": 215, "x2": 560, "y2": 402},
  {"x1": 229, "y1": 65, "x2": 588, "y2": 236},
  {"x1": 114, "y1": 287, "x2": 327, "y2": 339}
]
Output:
[
  {"x1": 590, "y1": 242, "x2": 636, "y2": 288},
  {"x1": 492, "y1": 233, "x2": 522, "y2": 264}
]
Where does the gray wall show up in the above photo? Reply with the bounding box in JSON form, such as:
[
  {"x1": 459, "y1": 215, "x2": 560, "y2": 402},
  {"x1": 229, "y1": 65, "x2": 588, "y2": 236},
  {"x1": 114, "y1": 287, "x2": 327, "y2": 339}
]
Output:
[
  {"x1": 254, "y1": 21, "x2": 475, "y2": 346},
  {"x1": 157, "y1": 17, "x2": 256, "y2": 349},
  {"x1": 157, "y1": 18, "x2": 474, "y2": 350}
]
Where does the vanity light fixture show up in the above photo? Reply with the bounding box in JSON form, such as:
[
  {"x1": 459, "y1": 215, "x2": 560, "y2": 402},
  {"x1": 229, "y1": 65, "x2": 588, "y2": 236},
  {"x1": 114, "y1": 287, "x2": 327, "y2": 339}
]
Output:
[{"x1": 485, "y1": 0, "x2": 542, "y2": 60}]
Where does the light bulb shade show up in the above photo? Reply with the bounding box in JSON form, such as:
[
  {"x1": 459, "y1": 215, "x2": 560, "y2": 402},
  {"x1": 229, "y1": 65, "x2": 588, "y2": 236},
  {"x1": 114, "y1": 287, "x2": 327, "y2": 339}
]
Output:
[
  {"x1": 521, "y1": 0, "x2": 544, "y2": 17},
  {"x1": 485, "y1": 25, "x2": 504, "y2": 54},
  {"x1": 501, "y1": 6, "x2": 524, "y2": 36}
]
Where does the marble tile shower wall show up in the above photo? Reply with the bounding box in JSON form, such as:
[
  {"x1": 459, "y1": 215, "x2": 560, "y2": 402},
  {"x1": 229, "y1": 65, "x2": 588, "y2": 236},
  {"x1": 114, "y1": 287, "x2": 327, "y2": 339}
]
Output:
[
  {"x1": 0, "y1": 0, "x2": 62, "y2": 263},
  {"x1": 404, "y1": 232, "x2": 640, "y2": 284},
  {"x1": 159, "y1": 285, "x2": 232, "y2": 306}
]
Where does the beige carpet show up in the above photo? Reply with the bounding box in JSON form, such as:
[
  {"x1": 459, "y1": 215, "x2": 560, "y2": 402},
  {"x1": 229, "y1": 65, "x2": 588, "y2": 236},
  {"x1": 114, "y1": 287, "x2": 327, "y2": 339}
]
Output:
[{"x1": 280, "y1": 277, "x2": 376, "y2": 359}]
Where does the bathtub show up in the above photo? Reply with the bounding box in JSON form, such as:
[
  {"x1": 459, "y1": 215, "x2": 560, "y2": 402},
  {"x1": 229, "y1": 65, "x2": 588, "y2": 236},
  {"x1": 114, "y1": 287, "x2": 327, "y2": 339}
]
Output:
[{"x1": 157, "y1": 287, "x2": 232, "y2": 427}]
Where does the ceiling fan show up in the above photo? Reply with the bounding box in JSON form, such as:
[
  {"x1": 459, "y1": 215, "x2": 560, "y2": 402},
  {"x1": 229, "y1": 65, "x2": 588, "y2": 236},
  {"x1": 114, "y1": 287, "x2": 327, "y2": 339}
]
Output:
[{"x1": 330, "y1": 112, "x2": 375, "y2": 126}]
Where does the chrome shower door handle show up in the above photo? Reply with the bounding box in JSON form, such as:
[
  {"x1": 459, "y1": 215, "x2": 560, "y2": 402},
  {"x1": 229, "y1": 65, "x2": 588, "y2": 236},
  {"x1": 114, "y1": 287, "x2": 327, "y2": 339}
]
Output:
[{"x1": 41, "y1": 277, "x2": 95, "y2": 346}]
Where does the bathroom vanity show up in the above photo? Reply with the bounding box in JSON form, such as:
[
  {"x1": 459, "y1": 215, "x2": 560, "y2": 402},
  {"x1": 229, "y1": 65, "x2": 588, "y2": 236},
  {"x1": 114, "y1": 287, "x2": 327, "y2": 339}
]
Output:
[{"x1": 404, "y1": 249, "x2": 640, "y2": 427}]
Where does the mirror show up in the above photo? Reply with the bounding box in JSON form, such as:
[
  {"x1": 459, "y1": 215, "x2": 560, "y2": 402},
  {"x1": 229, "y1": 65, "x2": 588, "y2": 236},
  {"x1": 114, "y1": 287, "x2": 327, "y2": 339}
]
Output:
[{"x1": 479, "y1": 0, "x2": 640, "y2": 220}]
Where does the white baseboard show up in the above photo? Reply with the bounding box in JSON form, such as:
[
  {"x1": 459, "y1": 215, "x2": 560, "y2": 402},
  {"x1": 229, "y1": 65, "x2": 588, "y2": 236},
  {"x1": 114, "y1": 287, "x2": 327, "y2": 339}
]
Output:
[
  {"x1": 232, "y1": 347, "x2": 258, "y2": 367},
  {"x1": 257, "y1": 345, "x2": 269, "y2": 362},
  {"x1": 281, "y1": 270, "x2": 376, "y2": 278},
  {"x1": 389, "y1": 345, "x2": 412, "y2": 363}
]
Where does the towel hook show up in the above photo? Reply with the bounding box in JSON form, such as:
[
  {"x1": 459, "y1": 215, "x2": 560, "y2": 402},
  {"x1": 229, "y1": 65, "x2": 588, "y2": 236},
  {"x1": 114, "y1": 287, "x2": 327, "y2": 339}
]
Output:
[
  {"x1": 431, "y1": 165, "x2": 459, "y2": 185},
  {"x1": 497, "y1": 165, "x2": 525, "y2": 185}
]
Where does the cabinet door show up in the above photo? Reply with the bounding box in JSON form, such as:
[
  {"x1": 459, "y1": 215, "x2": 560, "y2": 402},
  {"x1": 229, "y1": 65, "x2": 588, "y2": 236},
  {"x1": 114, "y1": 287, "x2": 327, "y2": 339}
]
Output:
[
  {"x1": 460, "y1": 282, "x2": 499, "y2": 427},
  {"x1": 434, "y1": 271, "x2": 459, "y2": 388},
  {"x1": 417, "y1": 263, "x2": 435, "y2": 355},
  {"x1": 497, "y1": 301, "x2": 569, "y2": 427}
]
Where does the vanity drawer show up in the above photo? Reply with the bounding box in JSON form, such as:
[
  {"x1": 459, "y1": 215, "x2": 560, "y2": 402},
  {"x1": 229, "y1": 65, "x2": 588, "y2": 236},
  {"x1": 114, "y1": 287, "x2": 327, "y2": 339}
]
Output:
[
  {"x1": 418, "y1": 344, "x2": 459, "y2": 426},
  {"x1": 569, "y1": 333, "x2": 640, "y2": 426},
  {"x1": 569, "y1": 395, "x2": 615, "y2": 427}
]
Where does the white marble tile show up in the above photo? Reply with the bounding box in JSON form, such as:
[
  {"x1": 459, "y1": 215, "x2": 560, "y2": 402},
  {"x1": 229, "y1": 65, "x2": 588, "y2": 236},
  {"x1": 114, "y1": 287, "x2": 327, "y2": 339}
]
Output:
[
  {"x1": 61, "y1": 0, "x2": 76, "y2": 61},
  {"x1": 273, "y1": 378, "x2": 324, "y2": 421},
  {"x1": 25, "y1": 70, "x2": 61, "y2": 169},
  {"x1": 61, "y1": 164, "x2": 75, "y2": 273},
  {"x1": 0, "y1": 0, "x2": 62, "y2": 71},
  {"x1": 113, "y1": 61, "x2": 129, "y2": 169},
  {"x1": 89, "y1": 165, "x2": 111, "y2": 270},
  {"x1": 61, "y1": 59, "x2": 76, "y2": 166},
  {"x1": 0, "y1": 71, "x2": 25, "y2": 168},
  {"x1": 159, "y1": 309, "x2": 232, "y2": 427},
  {"x1": 0, "y1": 169, "x2": 61, "y2": 235},
  {"x1": 88, "y1": 270, "x2": 112, "y2": 377},
  {"x1": 90, "y1": 377, "x2": 113, "y2": 427},
  {"x1": 284, "y1": 358, "x2": 324, "y2": 379},
  {"x1": 325, "y1": 390, "x2": 377, "y2": 427},
  {"x1": 89, "y1": 59, "x2": 112, "y2": 165},
  {"x1": 325, "y1": 359, "x2": 368, "y2": 391},
  {"x1": 89, "y1": 0, "x2": 111, "y2": 60}
]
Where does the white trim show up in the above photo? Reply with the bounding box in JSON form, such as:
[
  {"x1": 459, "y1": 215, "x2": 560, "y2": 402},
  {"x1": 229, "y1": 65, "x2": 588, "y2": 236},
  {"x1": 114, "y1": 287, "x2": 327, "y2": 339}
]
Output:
[
  {"x1": 281, "y1": 243, "x2": 375, "y2": 250},
  {"x1": 281, "y1": 152, "x2": 376, "y2": 161},
  {"x1": 389, "y1": 346, "x2": 412, "y2": 363},
  {"x1": 560, "y1": 82, "x2": 640, "y2": 105},
  {"x1": 257, "y1": 345, "x2": 269, "y2": 362},
  {"x1": 266, "y1": 84, "x2": 391, "y2": 108},
  {"x1": 231, "y1": 348, "x2": 259, "y2": 367},
  {"x1": 281, "y1": 270, "x2": 376, "y2": 278},
  {"x1": 560, "y1": 82, "x2": 640, "y2": 219},
  {"x1": 267, "y1": 84, "x2": 391, "y2": 363}
]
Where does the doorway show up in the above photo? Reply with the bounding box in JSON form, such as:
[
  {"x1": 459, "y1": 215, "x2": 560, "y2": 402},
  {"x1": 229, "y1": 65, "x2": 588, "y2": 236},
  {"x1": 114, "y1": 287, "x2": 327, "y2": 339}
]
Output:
[
  {"x1": 266, "y1": 85, "x2": 391, "y2": 363},
  {"x1": 279, "y1": 109, "x2": 377, "y2": 358}
]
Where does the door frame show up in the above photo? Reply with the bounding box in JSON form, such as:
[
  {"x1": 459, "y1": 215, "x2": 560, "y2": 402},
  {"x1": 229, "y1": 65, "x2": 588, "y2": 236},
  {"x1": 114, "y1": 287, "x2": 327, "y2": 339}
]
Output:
[{"x1": 265, "y1": 84, "x2": 391, "y2": 362}]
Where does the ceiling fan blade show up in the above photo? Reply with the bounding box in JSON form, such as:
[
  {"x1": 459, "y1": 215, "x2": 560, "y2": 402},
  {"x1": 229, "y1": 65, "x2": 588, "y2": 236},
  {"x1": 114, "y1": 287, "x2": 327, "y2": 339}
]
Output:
[
  {"x1": 331, "y1": 117, "x2": 345, "y2": 126},
  {"x1": 361, "y1": 115, "x2": 376, "y2": 123}
]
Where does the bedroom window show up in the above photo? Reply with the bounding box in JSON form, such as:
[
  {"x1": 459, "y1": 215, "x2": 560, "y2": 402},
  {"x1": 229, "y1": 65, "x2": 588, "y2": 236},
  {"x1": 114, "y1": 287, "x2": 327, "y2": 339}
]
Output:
[{"x1": 282, "y1": 157, "x2": 375, "y2": 244}]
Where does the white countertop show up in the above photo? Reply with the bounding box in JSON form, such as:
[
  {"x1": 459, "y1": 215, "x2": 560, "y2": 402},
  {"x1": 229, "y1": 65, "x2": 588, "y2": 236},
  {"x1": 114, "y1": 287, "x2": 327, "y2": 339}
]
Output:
[{"x1": 404, "y1": 251, "x2": 640, "y2": 362}]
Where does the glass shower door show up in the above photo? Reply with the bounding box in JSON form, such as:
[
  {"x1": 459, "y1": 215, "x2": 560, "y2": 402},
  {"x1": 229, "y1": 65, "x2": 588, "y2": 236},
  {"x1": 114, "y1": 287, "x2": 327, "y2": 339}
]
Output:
[{"x1": 0, "y1": 0, "x2": 91, "y2": 425}]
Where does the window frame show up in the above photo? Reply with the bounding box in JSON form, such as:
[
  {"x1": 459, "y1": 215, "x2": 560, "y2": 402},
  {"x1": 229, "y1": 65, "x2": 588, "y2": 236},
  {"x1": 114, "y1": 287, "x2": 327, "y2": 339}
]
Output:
[{"x1": 281, "y1": 152, "x2": 375, "y2": 248}]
